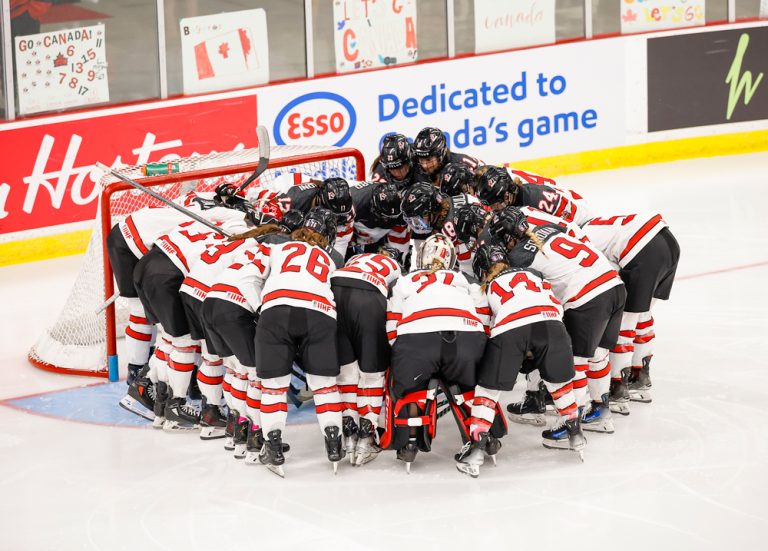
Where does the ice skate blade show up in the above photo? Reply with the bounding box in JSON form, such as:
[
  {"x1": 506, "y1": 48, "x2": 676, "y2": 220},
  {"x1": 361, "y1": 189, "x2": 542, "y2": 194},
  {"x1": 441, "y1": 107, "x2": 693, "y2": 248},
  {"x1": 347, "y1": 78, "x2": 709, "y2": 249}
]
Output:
[
  {"x1": 223, "y1": 437, "x2": 235, "y2": 451},
  {"x1": 233, "y1": 444, "x2": 247, "y2": 459},
  {"x1": 119, "y1": 396, "x2": 155, "y2": 421},
  {"x1": 199, "y1": 426, "x2": 226, "y2": 440},
  {"x1": 506, "y1": 412, "x2": 546, "y2": 427},
  {"x1": 266, "y1": 464, "x2": 285, "y2": 478},
  {"x1": 629, "y1": 391, "x2": 652, "y2": 403},
  {"x1": 162, "y1": 419, "x2": 199, "y2": 432},
  {"x1": 355, "y1": 451, "x2": 380, "y2": 466},
  {"x1": 333, "y1": 461, "x2": 339, "y2": 475},
  {"x1": 244, "y1": 451, "x2": 261, "y2": 465},
  {"x1": 582, "y1": 420, "x2": 615, "y2": 434},
  {"x1": 489, "y1": 455, "x2": 497, "y2": 467},
  {"x1": 456, "y1": 462, "x2": 480, "y2": 478},
  {"x1": 405, "y1": 462, "x2": 412, "y2": 474},
  {"x1": 152, "y1": 416, "x2": 165, "y2": 429},
  {"x1": 609, "y1": 402, "x2": 631, "y2": 416}
]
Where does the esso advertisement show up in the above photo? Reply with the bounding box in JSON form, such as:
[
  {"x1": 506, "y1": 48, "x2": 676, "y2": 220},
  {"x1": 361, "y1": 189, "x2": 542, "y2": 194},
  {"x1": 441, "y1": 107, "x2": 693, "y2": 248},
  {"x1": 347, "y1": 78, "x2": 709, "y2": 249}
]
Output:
[
  {"x1": 0, "y1": 95, "x2": 258, "y2": 237},
  {"x1": 259, "y1": 38, "x2": 627, "y2": 167},
  {"x1": 273, "y1": 92, "x2": 356, "y2": 147}
]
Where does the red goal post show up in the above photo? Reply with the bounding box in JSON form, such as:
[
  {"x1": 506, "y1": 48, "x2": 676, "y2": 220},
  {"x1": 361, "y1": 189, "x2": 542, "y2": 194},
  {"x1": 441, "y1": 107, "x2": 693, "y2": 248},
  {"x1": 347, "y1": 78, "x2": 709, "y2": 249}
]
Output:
[{"x1": 28, "y1": 145, "x2": 365, "y2": 381}]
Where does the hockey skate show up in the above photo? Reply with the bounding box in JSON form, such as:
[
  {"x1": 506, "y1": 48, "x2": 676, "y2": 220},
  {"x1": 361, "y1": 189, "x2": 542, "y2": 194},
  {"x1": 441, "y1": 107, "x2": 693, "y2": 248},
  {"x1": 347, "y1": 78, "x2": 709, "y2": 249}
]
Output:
[
  {"x1": 484, "y1": 434, "x2": 502, "y2": 466},
  {"x1": 199, "y1": 400, "x2": 227, "y2": 440},
  {"x1": 119, "y1": 370, "x2": 156, "y2": 421},
  {"x1": 259, "y1": 429, "x2": 286, "y2": 478},
  {"x1": 629, "y1": 357, "x2": 653, "y2": 403},
  {"x1": 542, "y1": 415, "x2": 586, "y2": 461},
  {"x1": 223, "y1": 410, "x2": 236, "y2": 451},
  {"x1": 581, "y1": 394, "x2": 615, "y2": 434},
  {"x1": 506, "y1": 389, "x2": 547, "y2": 426},
  {"x1": 354, "y1": 418, "x2": 381, "y2": 466},
  {"x1": 342, "y1": 416, "x2": 359, "y2": 465},
  {"x1": 126, "y1": 363, "x2": 144, "y2": 386},
  {"x1": 396, "y1": 438, "x2": 419, "y2": 474},
  {"x1": 609, "y1": 368, "x2": 631, "y2": 416},
  {"x1": 455, "y1": 433, "x2": 490, "y2": 478},
  {"x1": 163, "y1": 397, "x2": 200, "y2": 432},
  {"x1": 233, "y1": 416, "x2": 251, "y2": 459},
  {"x1": 152, "y1": 381, "x2": 169, "y2": 429},
  {"x1": 324, "y1": 425, "x2": 345, "y2": 474},
  {"x1": 245, "y1": 426, "x2": 291, "y2": 464}
]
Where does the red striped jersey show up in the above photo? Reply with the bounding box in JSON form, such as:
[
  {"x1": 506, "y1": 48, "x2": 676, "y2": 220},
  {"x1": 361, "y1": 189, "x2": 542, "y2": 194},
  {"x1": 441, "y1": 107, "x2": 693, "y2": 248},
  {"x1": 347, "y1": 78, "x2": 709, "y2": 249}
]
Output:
[
  {"x1": 332, "y1": 253, "x2": 401, "y2": 296},
  {"x1": 154, "y1": 212, "x2": 248, "y2": 275},
  {"x1": 259, "y1": 241, "x2": 337, "y2": 319},
  {"x1": 205, "y1": 244, "x2": 272, "y2": 313},
  {"x1": 507, "y1": 167, "x2": 560, "y2": 187},
  {"x1": 387, "y1": 269, "x2": 489, "y2": 342},
  {"x1": 484, "y1": 268, "x2": 563, "y2": 337},
  {"x1": 179, "y1": 238, "x2": 249, "y2": 302},
  {"x1": 582, "y1": 213, "x2": 667, "y2": 267},
  {"x1": 514, "y1": 183, "x2": 592, "y2": 226},
  {"x1": 508, "y1": 224, "x2": 623, "y2": 310},
  {"x1": 519, "y1": 206, "x2": 589, "y2": 242}
]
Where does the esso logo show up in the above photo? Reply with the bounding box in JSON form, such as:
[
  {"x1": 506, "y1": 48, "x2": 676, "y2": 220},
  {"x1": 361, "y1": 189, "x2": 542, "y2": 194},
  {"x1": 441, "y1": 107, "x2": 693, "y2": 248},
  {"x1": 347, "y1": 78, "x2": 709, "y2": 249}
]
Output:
[{"x1": 273, "y1": 92, "x2": 356, "y2": 147}]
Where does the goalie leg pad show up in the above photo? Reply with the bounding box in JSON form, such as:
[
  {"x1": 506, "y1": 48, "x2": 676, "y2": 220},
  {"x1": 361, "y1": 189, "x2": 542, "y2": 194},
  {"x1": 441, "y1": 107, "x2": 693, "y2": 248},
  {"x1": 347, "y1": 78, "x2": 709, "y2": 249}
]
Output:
[{"x1": 380, "y1": 379, "x2": 439, "y2": 452}]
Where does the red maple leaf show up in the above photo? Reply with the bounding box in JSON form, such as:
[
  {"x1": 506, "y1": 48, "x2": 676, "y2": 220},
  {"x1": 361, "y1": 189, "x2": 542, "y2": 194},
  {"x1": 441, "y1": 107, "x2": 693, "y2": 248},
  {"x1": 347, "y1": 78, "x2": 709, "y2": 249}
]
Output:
[
  {"x1": 622, "y1": 9, "x2": 637, "y2": 23},
  {"x1": 218, "y1": 42, "x2": 230, "y2": 59}
]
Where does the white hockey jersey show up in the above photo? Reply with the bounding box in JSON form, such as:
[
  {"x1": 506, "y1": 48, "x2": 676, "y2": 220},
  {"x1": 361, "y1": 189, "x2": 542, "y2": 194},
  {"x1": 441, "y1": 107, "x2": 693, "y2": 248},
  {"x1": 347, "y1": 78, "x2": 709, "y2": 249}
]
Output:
[
  {"x1": 519, "y1": 206, "x2": 589, "y2": 242},
  {"x1": 582, "y1": 213, "x2": 667, "y2": 268},
  {"x1": 117, "y1": 191, "x2": 233, "y2": 259},
  {"x1": 259, "y1": 241, "x2": 337, "y2": 319},
  {"x1": 155, "y1": 213, "x2": 247, "y2": 275},
  {"x1": 387, "y1": 269, "x2": 489, "y2": 343},
  {"x1": 206, "y1": 243, "x2": 272, "y2": 313},
  {"x1": 331, "y1": 253, "x2": 401, "y2": 296},
  {"x1": 506, "y1": 167, "x2": 560, "y2": 187},
  {"x1": 179, "y1": 238, "x2": 250, "y2": 302},
  {"x1": 508, "y1": 224, "x2": 622, "y2": 311},
  {"x1": 484, "y1": 268, "x2": 563, "y2": 337}
]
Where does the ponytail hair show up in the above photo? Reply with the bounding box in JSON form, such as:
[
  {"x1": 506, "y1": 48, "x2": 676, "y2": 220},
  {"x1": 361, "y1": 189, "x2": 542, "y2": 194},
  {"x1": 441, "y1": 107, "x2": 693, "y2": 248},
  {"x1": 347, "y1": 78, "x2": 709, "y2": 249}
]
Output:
[
  {"x1": 290, "y1": 227, "x2": 329, "y2": 248},
  {"x1": 369, "y1": 155, "x2": 382, "y2": 174},
  {"x1": 228, "y1": 223, "x2": 281, "y2": 241},
  {"x1": 523, "y1": 227, "x2": 547, "y2": 255}
]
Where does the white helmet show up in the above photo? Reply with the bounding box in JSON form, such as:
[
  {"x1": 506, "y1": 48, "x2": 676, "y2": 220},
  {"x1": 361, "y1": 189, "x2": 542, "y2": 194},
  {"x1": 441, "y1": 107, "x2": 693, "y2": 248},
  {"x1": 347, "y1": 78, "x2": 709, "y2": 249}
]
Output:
[{"x1": 417, "y1": 233, "x2": 457, "y2": 271}]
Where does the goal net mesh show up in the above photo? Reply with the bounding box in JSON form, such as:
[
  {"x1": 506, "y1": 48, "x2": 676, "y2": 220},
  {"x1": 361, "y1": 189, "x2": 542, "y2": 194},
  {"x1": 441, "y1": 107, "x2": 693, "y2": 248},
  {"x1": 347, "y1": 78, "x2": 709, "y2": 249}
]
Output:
[{"x1": 28, "y1": 145, "x2": 363, "y2": 376}]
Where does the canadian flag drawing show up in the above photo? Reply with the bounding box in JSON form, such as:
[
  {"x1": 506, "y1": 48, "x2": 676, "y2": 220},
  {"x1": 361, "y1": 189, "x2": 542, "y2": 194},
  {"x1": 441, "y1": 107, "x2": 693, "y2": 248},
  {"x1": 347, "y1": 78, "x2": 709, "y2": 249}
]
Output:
[{"x1": 194, "y1": 28, "x2": 257, "y2": 79}]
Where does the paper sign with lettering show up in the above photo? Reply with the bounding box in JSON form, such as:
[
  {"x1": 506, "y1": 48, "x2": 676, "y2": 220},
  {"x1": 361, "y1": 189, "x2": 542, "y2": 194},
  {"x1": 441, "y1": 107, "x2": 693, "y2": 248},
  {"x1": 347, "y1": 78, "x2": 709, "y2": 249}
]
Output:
[
  {"x1": 333, "y1": 0, "x2": 417, "y2": 73},
  {"x1": 620, "y1": 0, "x2": 705, "y2": 34},
  {"x1": 14, "y1": 24, "x2": 109, "y2": 116},
  {"x1": 474, "y1": 0, "x2": 556, "y2": 54},
  {"x1": 180, "y1": 9, "x2": 269, "y2": 94}
]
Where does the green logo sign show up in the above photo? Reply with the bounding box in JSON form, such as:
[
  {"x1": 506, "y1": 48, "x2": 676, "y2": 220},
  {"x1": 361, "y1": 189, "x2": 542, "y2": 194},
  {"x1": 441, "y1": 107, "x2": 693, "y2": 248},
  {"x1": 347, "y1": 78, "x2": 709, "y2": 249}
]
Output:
[{"x1": 725, "y1": 33, "x2": 764, "y2": 120}]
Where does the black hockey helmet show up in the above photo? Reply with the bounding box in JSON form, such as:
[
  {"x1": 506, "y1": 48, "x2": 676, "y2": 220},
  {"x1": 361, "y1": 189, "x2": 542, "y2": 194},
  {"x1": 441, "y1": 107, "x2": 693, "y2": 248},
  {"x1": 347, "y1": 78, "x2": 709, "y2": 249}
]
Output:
[
  {"x1": 439, "y1": 163, "x2": 475, "y2": 196},
  {"x1": 401, "y1": 183, "x2": 441, "y2": 233},
  {"x1": 476, "y1": 165, "x2": 513, "y2": 207},
  {"x1": 488, "y1": 206, "x2": 529, "y2": 248},
  {"x1": 278, "y1": 209, "x2": 305, "y2": 234},
  {"x1": 413, "y1": 127, "x2": 448, "y2": 163},
  {"x1": 303, "y1": 207, "x2": 337, "y2": 246},
  {"x1": 454, "y1": 204, "x2": 489, "y2": 244},
  {"x1": 318, "y1": 177, "x2": 353, "y2": 223},
  {"x1": 370, "y1": 182, "x2": 402, "y2": 224},
  {"x1": 379, "y1": 133, "x2": 413, "y2": 170},
  {"x1": 378, "y1": 244, "x2": 404, "y2": 268},
  {"x1": 472, "y1": 243, "x2": 510, "y2": 281}
]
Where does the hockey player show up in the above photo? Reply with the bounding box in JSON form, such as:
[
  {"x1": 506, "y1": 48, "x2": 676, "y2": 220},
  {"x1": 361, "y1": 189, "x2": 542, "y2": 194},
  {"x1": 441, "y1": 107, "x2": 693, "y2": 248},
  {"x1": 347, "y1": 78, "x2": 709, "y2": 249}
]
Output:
[
  {"x1": 412, "y1": 127, "x2": 482, "y2": 185},
  {"x1": 439, "y1": 163, "x2": 477, "y2": 197},
  {"x1": 581, "y1": 213, "x2": 680, "y2": 412},
  {"x1": 476, "y1": 165, "x2": 591, "y2": 225},
  {"x1": 383, "y1": 234, "x2": 489, "y2": 472},
  {"x1": 488, "y1": 207, "x2": 626, "y2": 434},
  {"x1": 370, "y1": 133, "x2": 428, "y2": 188},
  {"x1": 455, "y1": 244, "x2": 584, "y2": 478},
  {"x1": 331, "y1": 245, "x2": 403, "y2": 465},
  {"x1": 349, "y1": 181, "x2": 410, "y2": 258},
  {"x1": 253, "y1": 208, "x2": 346, "y2": 477}
]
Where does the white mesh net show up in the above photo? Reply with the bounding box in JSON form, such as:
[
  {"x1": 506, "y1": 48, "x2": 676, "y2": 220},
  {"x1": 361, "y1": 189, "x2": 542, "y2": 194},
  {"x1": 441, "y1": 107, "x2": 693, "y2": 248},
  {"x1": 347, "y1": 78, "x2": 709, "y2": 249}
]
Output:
[{"x1": 28, "y1": 145, "x2": 362, "y2": 376}]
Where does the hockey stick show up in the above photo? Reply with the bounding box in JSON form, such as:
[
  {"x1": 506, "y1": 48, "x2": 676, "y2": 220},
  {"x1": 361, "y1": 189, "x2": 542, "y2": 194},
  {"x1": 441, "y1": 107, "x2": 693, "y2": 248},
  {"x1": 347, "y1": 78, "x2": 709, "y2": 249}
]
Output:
[
  {"x1": 234, "y1": 126, "x2": 271, "y2": 195},
  {"x1": 96, "y1": 163, "x2": 232, "y2": 239},
  {"x1": 95, "y1": 291, "x2": 120, "y2": 314}
]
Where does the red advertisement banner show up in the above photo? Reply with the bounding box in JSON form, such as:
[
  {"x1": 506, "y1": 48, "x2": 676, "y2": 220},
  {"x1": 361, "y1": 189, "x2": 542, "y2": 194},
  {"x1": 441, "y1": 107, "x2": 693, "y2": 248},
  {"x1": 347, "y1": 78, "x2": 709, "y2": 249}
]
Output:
[{"x1": 0, "y1": 95, "x2": 258, "y2": 235}]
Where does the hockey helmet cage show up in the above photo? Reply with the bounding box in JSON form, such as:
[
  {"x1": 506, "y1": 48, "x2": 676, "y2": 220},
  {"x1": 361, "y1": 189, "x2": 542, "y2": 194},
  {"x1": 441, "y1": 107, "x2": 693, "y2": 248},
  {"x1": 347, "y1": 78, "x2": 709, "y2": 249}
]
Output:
[
  {"x1": 378, "y1": 245, "x2": 404, "y2": 268},
  {"x1": 413, "y1": 127, "x2": 449, "y2": 163},
  {"x1": 476, "y1": 165, "x2": 512, "y2": 206},
  {"x1": 472, "y1": 243, "x2": 509, "y2": 281},
  {"x1": 370, "y1": 182, "x2": 402, "y2": 222},
  {"x1": 454, "y1": 204, "x2": 489, "y2": 244},
  {"x1": 303, "y1": 207, "x2": 337, "y2": 246},
  {"x1": 417, "y1": 233, "x2": 457, "y2": 271},
  {"x1": 439, "y1": 163, "x2": 474, "y2": 196},
  {"x1": 488, "y1": 206, "x2": 529, "y2": 247},
  {"x1": 379, "y1": 133, "x2": 413, "y2": 170},
  {"x1": 319, "y1": 177, "x2": 353, "y2": 221},
  {"x1": 278, "y1": 209, "x2": 305, "y2": 234},
  {"x1": 401, "y1": 183, "x2": 441, "y2": 233}
]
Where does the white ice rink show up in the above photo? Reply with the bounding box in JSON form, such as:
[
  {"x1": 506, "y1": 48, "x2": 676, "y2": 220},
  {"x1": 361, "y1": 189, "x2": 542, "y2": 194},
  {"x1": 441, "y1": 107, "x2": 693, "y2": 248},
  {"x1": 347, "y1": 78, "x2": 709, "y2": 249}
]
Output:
[{"x1": 1, "y1": 153, "x2": 767, "y2": 551}]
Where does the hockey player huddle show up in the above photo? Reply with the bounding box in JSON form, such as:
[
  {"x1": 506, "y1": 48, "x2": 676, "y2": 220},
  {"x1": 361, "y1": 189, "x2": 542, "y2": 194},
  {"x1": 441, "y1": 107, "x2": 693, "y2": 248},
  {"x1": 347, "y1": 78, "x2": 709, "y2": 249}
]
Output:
[{"x1": 110, "y1": 127, "x2": 680, "y2": 478}]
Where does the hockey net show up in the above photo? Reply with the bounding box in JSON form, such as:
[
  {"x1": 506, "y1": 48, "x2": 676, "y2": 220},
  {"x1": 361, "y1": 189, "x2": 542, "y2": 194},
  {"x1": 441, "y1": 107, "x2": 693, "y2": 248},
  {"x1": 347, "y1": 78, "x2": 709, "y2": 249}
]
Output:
[{"x1": 28, "y1": 145, "x2": 365, "y2": 379}]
